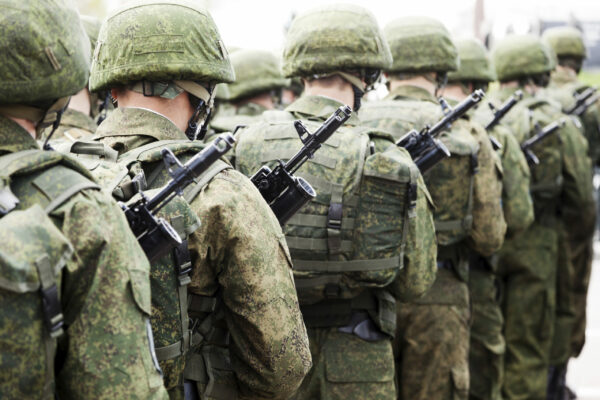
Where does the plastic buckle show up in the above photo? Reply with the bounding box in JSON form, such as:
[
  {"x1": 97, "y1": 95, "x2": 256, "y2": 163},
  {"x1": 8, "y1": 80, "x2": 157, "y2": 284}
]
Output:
[
  {"x1": 41, "y1": 284, "x2": 65, "y2": 338},
  {"x1": 326, "y1": 203, "x2": 343, "y2": 230}
]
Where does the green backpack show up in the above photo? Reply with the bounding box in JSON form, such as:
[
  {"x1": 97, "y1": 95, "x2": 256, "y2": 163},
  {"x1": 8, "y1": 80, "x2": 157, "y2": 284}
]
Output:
[
  {"x1": 0, "y1": 150, "x2": 100, "y2": 399},
  {"x1": 235, "y1": 114, "x2": 420, "y2": 336},
  {"x1": 67, "y1": 139, "x2": 229, "y2": 396}
]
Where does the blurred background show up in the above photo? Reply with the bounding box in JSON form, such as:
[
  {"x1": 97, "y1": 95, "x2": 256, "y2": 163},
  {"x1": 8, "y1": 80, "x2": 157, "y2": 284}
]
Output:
[{"x1": 76, "y1": 0, "x2": 600, "y2": 398}]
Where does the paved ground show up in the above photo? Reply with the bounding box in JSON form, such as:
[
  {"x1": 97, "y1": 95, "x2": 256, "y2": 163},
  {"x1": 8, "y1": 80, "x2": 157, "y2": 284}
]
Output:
[{"x1": 567, "y1": 241, "x2": 600, "y2": 400}]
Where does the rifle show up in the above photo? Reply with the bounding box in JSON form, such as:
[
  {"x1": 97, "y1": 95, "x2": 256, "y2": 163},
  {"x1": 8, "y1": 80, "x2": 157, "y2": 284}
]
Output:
[
  {"x1": 251, "y1": 105, "x2": 352, "y2": 225},
  {"x1": 520, "y1": 118, "x2": 566, "y2": 166},
  {"x1": 396, "y1": 89, "x2": 485, "y2": 173},
  {"x1": 564, "y1": 87, "x2": 598, "y2": 117},
  {"x1": 122, "y1": 133, "x2": 235, "y2": 262},
  {"x1": 485, "y1": 90, "x2": 524, "y2": 150}
]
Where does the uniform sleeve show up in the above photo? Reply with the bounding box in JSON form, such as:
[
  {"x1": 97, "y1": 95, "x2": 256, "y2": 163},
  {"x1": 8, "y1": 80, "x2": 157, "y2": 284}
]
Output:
[
  {"x1": 55, "y1": 190, "x2": 168, "y2": 400},
  {"x1": 496, "y1": 125, "x2": 534, "y2": 236},
  {"x1": 187, "y1": 169, "x2": 312, "y2": 400},
  {"x1": 390, "y1": 174, "x2": 437, "y2": 301},
  {"x1": 468, "y1": 122, "x2": 507, "y2": 256}
]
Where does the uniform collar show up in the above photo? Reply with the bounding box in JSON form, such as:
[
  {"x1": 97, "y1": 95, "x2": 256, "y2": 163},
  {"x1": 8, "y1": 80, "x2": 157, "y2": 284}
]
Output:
[
  {"x1": 58, "y1": 108, "x2": 98, "y2": 133},
  {"x1": 385, "y1": 85, "x2": 439, "y2": 104},
  {"x1": 0, "y1": 115, "x2": 40, "y2": 155},
  {"x1": 235, "y1": 102, "x2": 268, "y2": 117},
  {"x1": 550, "y1": 68, "x2": 578, "y2": 86},
  {"x1": 285, "y1": 95, "x2": 361, "y2": 126},
  {"x1": 95, "y1": 107, "x2": 188, "y2": 142}
]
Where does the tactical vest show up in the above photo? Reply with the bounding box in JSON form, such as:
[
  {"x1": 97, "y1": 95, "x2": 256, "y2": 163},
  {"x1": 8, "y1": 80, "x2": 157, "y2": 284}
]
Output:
[
  {"x1": 424, "y1": 123, "x2": 480, "y2": 281},
  {"x1": 68, "y1": 139, "x2": 231, "y2": 397},
  {"x1": 235, "y1": 114, "x2": 419, "y2": 336},
  {"x1": 519, "y1": 98, "x2": 564, "y2": 224},
  {"x1": 0, "y1": 150, "x2": 100, "y2": 399}
]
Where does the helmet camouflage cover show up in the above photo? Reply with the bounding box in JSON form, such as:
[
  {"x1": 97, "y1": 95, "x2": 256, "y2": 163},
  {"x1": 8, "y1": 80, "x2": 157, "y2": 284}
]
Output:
[
  {"x1": 0, "y1": 0, "x2": 91, "y2": 105},
  {"x1": 384, "y1": 16, "x2": 459, "y2": 73},
  {"x1": 226, "y1": 49, "x2": 290, "y2": 101},
  {"x1": 492, "y1": 34, "x2": 557, "y2": 82},
  {"x1": 282, "y1": 3, "x2": 392, "y2": 78},
  {"x1": 542, "y1": 26, "x2": 587, "y2": 59},
  {"x1": 89, "y1": 0, "x2": 235, "y2": 92},
  {"x1": 447, "y1": 38, "x2": 496, "y2": 82}
]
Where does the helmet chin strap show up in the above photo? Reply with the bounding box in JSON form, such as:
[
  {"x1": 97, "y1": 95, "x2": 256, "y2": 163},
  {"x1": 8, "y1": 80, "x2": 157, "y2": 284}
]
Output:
[{"x1": 185, "y1": 98, "x2": 207, "y2": 140}]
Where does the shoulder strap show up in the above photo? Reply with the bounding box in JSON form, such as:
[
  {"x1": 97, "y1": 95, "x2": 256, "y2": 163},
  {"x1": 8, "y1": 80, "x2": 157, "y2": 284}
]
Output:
[{"x1": 183, "y1": 159, "x2": 232, "y2": 203}]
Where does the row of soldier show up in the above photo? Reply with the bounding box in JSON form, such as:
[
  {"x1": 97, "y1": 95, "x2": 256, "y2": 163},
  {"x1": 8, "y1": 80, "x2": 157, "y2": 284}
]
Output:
[{"x1": 0, "y1": 1, "x2": 597, "y2": 400}]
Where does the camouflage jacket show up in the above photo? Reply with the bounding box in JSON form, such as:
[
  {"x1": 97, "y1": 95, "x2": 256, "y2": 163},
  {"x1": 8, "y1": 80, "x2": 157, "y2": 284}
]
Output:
[
  {"x1": 489, "y1": 87, "x2": 594, "y2": 235},
  {"x1": 471, "y1": 106, "x2": 534, "y2": 237},
  {"x1": 43, "y1": 108, "x2": 97, "y2": 143},
  {"x1": 93, "y1": 107, "x2": 311, "y2": 400},
  {"x1": 208, "y1": 102, "x2": 269, "y2": 137},
  {"x1": 0, "y1": 115, "x2": 168, "y2": 399},
  {"x1": 546, "y1": 68, "x2": 600, "y2": 166},
  {"x1": 361, "y1": 85, "x2": 506, "y2": 269},
  {"x1": 234, "y1": 95, "x2": 438, "y2": 303}
]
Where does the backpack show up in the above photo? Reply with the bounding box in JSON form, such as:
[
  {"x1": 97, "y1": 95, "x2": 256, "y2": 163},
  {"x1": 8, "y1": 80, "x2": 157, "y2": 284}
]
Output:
[
  {"x1": 68, "y1": 139, "x2": 230, "y2": 395},
  {"x1": 0, "y1": 150, "x2": 99, "y2": 399}
]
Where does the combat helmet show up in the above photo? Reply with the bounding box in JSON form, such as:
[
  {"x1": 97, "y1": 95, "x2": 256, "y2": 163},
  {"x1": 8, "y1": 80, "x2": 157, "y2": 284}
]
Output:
[
  {"x1": 90, "y1": 0, "x2": 235, "y2": 138},
  {"x1": 226, "y1": 49, "x2": 290, "y2": 102},
  {"x1": 384, "y1": 17, "x2": 459, "y2": 74},
  {"x1": 282, "y1": 3, "x2": 391, "y2": 109},
  {"x1": 0, "y1": 0, "x2": 91, "y2": 136},
  {"x1": 492, "y1": 35, "x2": 557, "y2": 82},
  {"x1": 542, "y1": 26, "x2": 586, "y2": 60},
  {"x1": 447, "y1": 38, "x2": 496, "y2": 83}
]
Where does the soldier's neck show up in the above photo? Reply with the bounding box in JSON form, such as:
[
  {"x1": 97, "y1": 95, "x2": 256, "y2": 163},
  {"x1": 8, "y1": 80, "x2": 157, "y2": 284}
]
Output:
[
  {"x1": 8, "y1": 116, "x2": 36, "y2": 139},
  {"x1": 235, "y1": 92, "x2": 274, "y2": 110},
  {"x1": 442, "y1": 83, "x2": 468, "y2": 101},
  {"x1": 388, "y1": 77, "x2": 436, "y2": 96},
  {"x1": 304, "y1": 77, "x2": 355, "y2": 109},
  {"x1": 501, "y1": 80, "x2": 537, "y2": 96}
]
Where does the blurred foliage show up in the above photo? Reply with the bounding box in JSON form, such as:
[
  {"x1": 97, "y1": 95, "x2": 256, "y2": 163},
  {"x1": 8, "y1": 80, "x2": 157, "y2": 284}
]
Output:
[
  {"x1": 579, "y1": 70, "x2": 600, "y2": 87},
  {"x1": 77, "y1": 0, "x2": 109, "y2": 18}
]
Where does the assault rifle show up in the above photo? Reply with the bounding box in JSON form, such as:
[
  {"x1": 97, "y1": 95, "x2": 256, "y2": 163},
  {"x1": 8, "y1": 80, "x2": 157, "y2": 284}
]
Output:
[
  {"x1": 485, "y1": 90, "x2": 524, "y2": 150},
  {"x1": 521, "y1": 119, "x2": 566, "y2": 166},
  {"x1": 251, "y1": 105, "x2": 352, "y2": 225},
  {"x1": 122, "y1": 133, "x2": 235, "y2": 262},
  {"x1": 564, "y1": 87, "x2": 598, "y2": 117},
  {"x1": 396, "y1": 89, "x2": 485, "y2": 173}
]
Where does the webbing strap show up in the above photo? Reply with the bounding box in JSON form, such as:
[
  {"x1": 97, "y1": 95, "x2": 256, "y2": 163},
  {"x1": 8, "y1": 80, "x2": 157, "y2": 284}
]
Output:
[
  {"x1": 433, "y1": 171, "x2": 474, "y2": 233},
  {"x1": 188, "y1": 294, "x2": 218, "y2": 314},
  {"x1": 261, "y1": 149, "x2": 337, "y2": 169},
  {"x1": 184, "y1": 161, "x2": 231, "y2": 203},
  {"x1": 155, "y1": 340, "x2": 182, "y2": 361},
  {"x1": 293, "y1": 256, "x2": 400, "y2": 272},
  {"x1": 35, "y1": 255, "x2": 64, "y2": 339},
  {"x1": 184, "y1": 352, "x2": 207, "y2": 383},
  {"x1": 44, "y1": 181, "x2": 100, "y2": 214},
  {"x1": 285, "y1": 236, "x2": 352, "y2": 252},
  {"x1": 298, "y1": 173, "x2": 359, "y2": 206},
  {"x1": 530, "y1": 176, "x2": 564, "y2": 194},
  {"x1": 287, "y1": 213, "x2": 355, "y2": 230},
  {"x1": 293, "y1": 274, "x2": 342, "y2": 289},
  {"x1": 327, "y1": 184, "x2": 344, "y2": 256}
]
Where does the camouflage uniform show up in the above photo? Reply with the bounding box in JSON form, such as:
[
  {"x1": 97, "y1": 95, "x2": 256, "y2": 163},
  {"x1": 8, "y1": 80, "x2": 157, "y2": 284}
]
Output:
[
  {"x1": 489, "y1": 35, "x2": 594, "y2": 400},
  {"x1": 235, "y1": 5, "x2": 437, "y2": 400},
  {"x1": 209, "y1": 49, "x2": 290, "y2": 135},
  {"x1": 448, "y1": 39, "x2": 535, "y2": 400},
  {"x1": 542, "y1": 27, "x2": 598, "y2": 365},
  {"x1": 0, "y1": 1, "x2": 167, "y2": 398},
  {"x1": 83, "y1": 2, "x2": 311, "y2": 399},
  {"x1": 361, "y1": 19, "x2": 506, "y2": 400}
]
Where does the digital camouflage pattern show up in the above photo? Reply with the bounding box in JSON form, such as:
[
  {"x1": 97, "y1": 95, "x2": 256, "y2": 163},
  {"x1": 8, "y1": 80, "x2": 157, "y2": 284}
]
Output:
[
  {"x1": 43, "y1": 108, "x2": 97, "y2": 143},
  {"x1": 0, "y1": 0, "x2": 91, "y2": 105},
  {"x1": 447, "y1": 39, "x2": 496, "y2": 83},
  {"x1": 383, "y1": 17, "x2": 458, "y2": 73},
  {"x1": 542, "y1": 26, "x2": 587, "y2": 60},
  {"x1": 234, "y1": 94, "x2": 437, "y2": 400},
  {"x1": 0, "y1": 116, "x2": 168, "y2": 399},
  {"x1": 226, "y1": 49, "x2": 289, "y2": 101},
  {"x1": 492, "y1": 35, "x2": 556, "y2": 82},
  {"x1": 90, "y1": 107, "x2": 311, "y2": 400},
  {"x1": 488, "y1": 85, "x2": 593, "y2": 399},
  {"x1": 282, "y1": 4, "x2": 392, "y2": 77},
  {"x1": 89, "y1": 0, "x2": 235, "y2": 92},
  {"x1": 208, "y1": 102, "x2": 269, "y2": 137}
]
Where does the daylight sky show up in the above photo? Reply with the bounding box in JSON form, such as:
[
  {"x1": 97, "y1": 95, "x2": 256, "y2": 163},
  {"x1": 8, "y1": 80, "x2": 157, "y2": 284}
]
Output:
[{"x1": 103, "y1": 0, "x2": 600, "y2": 52}]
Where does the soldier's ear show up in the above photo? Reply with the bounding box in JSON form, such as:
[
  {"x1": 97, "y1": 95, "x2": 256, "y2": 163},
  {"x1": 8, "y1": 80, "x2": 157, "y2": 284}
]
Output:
[{"x1": 110, "y1": 88, "x2": 120, "y2": 101}]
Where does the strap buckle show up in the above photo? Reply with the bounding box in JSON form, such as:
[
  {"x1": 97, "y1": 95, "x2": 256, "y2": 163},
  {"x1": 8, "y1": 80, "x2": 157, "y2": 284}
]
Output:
[
  {"x1": 41, "y1": 284, "x2": 65, "y2": 338},
  {"x1": 326, "y1": 203, "x2": 343, "y2": 230},
  {"x1": 174, "y1": 241, "x2": 192, "y2": 286}
]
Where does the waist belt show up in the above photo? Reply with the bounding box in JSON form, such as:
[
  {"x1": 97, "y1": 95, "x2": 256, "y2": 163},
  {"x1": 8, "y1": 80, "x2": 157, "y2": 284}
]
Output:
[{"x1": 300, "y1": 291, "x2": 377, "y2": 328}]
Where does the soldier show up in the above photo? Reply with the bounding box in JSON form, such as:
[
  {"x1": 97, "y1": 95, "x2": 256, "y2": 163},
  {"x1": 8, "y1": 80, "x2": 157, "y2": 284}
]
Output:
[
  {"x1": 445, "y1": 38, "x2": 535, "y2": 400},
  {"x1": 0, "y1": 1, "x2": 168, "y2": 398},
  {"x1": 361, "y1": 17, "x2": 506, "y2": 400},
  {"x1": 489, "y1": 34, "x2": 593, "y2": 400},
  {"x1": 234, "y1": 5, "x2": 438, "y2": 400},
  {"x1": 43, "y1": 15, "x2": 103, "y2": 144},
  {"x1": 541, "y1": 28, "x2": 598, "y2": 397},
  {"x1": 78, "y1": 1, "x2": 311, "y2": 399}
]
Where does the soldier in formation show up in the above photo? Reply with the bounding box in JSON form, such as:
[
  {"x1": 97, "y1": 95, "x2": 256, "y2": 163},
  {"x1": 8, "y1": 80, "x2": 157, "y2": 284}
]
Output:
[{"x1": 0, "y1": 1, "x2": 596, "y2": 399}]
